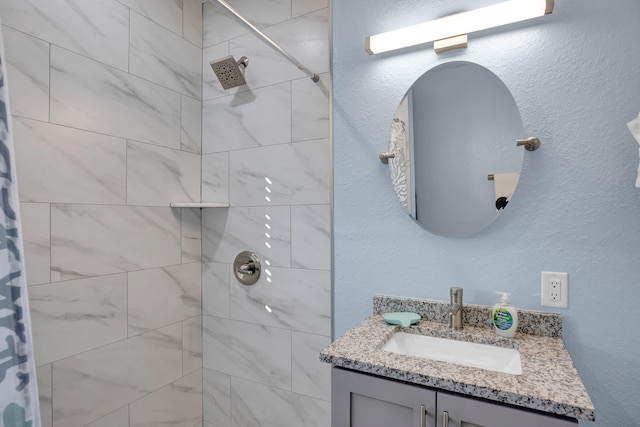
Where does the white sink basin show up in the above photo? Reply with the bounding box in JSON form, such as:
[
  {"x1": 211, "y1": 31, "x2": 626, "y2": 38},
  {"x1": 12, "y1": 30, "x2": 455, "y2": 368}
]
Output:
[{"x1": 382, "y1": 332, "x2": 522, "y2": 375}]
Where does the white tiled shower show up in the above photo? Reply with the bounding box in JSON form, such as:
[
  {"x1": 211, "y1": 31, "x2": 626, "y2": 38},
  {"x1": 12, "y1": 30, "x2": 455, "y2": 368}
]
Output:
[
  {"x1": 1, "y1": 0, "x2": 330, "y2": 425},
  {"x1": 200, "y1": 0, "x2": 331, "y2": 425}
]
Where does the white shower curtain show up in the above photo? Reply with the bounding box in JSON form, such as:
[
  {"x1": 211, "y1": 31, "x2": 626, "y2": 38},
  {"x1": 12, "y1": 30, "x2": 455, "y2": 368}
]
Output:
[{"x1": 0, "y1": 19, "x2": 41, "y2": 427}]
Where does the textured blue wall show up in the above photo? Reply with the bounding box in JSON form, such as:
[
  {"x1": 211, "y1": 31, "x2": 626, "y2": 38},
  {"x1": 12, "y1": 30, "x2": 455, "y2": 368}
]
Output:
[{"x1": 332, "y1": 1, "x2": 640, "y2": 425}]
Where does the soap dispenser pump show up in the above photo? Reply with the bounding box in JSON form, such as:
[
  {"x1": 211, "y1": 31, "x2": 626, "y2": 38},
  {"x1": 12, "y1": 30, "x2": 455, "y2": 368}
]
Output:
[{"x1": 492, "y1": 292, "x2": 518, "y2": 338}]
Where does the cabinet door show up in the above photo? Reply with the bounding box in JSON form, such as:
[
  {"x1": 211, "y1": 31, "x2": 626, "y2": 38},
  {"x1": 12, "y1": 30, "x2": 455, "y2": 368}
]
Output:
[
  {"x1": 332, "y1": 368, "x2": 436, "y2": 427},
  {"x1": 436, "y1": 392, "x2": 577, "y2": 427}
]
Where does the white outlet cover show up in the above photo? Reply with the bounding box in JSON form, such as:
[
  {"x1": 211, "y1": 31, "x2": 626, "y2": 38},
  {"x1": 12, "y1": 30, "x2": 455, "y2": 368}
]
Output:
[{"x1": 541, "y1": 271, "x2": 568, "y2": 308}]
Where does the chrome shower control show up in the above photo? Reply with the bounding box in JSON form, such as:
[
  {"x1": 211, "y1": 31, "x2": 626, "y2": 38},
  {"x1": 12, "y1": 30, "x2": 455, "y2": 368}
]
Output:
[{"x1": 233, "y1": 251, "x2": 261, "y2": 285}]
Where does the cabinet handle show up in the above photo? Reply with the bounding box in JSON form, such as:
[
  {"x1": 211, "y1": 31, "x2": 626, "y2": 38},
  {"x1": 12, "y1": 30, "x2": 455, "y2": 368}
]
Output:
[
  {"x1": 442, "y1": 411, "x2": 449, "y2": 427},
  {"x1": 420, "y1": 405, "x2": 426, "y2": 427}
]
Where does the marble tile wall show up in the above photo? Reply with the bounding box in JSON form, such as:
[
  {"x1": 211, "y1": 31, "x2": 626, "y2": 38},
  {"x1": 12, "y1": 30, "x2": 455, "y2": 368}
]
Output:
[
  {"x1": 201, "y1": 0, "x2": 331, "y2": 425},
  {"x1": 1, "y1": 0, "x2": 204, "y2": 426}
]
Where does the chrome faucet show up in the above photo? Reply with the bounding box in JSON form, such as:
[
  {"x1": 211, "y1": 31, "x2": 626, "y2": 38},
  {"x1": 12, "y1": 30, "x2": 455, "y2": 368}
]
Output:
[{"x1": 449, "y1": 287, "x2": 463, "y2": 330}]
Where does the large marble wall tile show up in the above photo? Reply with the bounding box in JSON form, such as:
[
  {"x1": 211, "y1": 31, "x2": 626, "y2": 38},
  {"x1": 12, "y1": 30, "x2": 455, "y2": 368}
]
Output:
[
  {"x1": 183, "y1": 316, "x2": 203, "y2": 375},
  {"x1": 292, "y1": 73, "x2": 330, "y2": 142},
  {"x1": 202, "y1": 153, "x2": 229, "y2": 205},
  {"x1": 183, "y1": 0, "x2": 203, "y2": 48},
  {"x1": 85, "y1": 406, "x2": 129, "y2": 427},
  {"x1": 291, "y1": 205, "x2": 331, "y2": 270},
  {"x1": 265, "y1": 9, "x2": 328, "y2": 73},
  {"x1": 202, "y1": 82, "x2": 291, "y2": 153},
  {"x1": 203, "y1": 369, "x2": 231, "y2": 427},
  {"x1": 130, "y1": 369, "x2": 203, "y2": 427},
  {"x1": 37, "y1": 364, "x2": 52, "y2": 427},
  {"x1": 126, "y1": 141, "x2": 200, "y2": 206},
  {"x1": 182, "y1": 208, "x2": 202, "y2": 263},
  {"x1": 181, "y1": 96, "x2": 203, "y2": 154},
  {"x1": 30, "y1": 274, "x2": 128, "y2": 366},
  {"x1": 0, "y1": 0, "x2": 129, "y2": 70},
  {"x1": 128, "y1": 263, "x2": 202, "y2": 335},
  {"x1": 203, "y1": 0, "x2": 291, "y2": 48},
  {"x1": 292, "y1": 0, "x2": 327, "y2": 17},
  {"x1": 202, "y1": 263, "x2": 230, "y2": 318},
  {"x1": 202, "y1": 206, "x2": 291, "y2": 267},
  {"x1": 50, "y1": 47, "x2": 181, "y2": 149},
  {"x1": 202, "y1": 43, "x2": 230, "y2": 101},
  {"x1": 50, "y1": 205, "x2": 181, "y2": 281},
  {"x1": 229, "y1": 267, "x2": 330, "y2": 335},
  {"x1": 3, "y1": 25, "x2": 49, "y2": 121},
  {"x1": 229, "y1": 139, "x2": 330, "y2": 206},
  {"x1": 292, "y1": 332, "x2": 331, "y2": 401},
  {"x1": 230, "y1": 377, "x2": 331, "y2": 427},
  {"x1": 20, "y1": 203, "x2": 50, "y2": 285},
  {"x1": 202, "y1": 316, "x2": 291, "y2": 389},
  {"x1": 14, "y1": 117, "x2": 127, "y2": 205},
  {"x1": 52, "y1": 323, "x2": 183, "y2": 427},
  {"x1": 130, "y1": 12, "x2": 202, "y2": 99},
  {"x1": 226, "y1": 9, "x2": 328, "y2": 90},
  {"x1": 117, "y1": 0, "x2": 183, "y2": 36}
]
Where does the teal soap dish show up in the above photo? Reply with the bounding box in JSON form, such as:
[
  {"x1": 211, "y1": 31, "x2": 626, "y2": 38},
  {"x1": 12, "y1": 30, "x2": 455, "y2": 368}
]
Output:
[{"x1": 383, "y1": 312, "x2": 421, "y2": 327}]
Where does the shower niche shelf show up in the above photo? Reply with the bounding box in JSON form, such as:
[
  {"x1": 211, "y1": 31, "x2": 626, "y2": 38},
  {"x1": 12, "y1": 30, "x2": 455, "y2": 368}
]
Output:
[{"x1": 169, "y1": 203, "x2": 230, "y2": 208}]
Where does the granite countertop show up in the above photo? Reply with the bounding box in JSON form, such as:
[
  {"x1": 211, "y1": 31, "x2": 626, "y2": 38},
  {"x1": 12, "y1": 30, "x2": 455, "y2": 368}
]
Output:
[{"x1": 321, "y1": 295, "x2": 595, "y2": 421}]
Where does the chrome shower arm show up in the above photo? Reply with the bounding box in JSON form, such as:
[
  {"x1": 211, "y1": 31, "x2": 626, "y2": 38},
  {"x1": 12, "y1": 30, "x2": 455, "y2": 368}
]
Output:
[{"x1": 207, "y1": 0, "x2": 320, "y2": 82}]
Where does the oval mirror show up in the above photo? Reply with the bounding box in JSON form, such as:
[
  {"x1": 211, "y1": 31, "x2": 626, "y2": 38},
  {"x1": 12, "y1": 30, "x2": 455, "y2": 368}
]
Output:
[{"x1": 387, "y1": 61, "x2": 525, "y2": 238}]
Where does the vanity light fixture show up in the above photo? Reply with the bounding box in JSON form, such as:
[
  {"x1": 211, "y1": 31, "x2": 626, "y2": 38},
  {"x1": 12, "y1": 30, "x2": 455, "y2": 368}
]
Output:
[{"x1": 365, "y1": 0, "x2": 554, "y2": 54}]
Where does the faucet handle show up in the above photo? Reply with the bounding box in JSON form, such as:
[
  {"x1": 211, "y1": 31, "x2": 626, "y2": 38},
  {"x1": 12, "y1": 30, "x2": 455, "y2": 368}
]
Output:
[
  {"x1": 449, "y1": 287, "x2": 464, "y2": 330},
  {"x1": 450, "y1": 287, "x2": 463, "y2": 296}
]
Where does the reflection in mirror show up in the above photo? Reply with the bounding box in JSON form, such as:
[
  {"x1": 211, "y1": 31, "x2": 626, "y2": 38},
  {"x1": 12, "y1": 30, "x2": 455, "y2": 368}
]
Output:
[{"x1": 388, "y1": 61, "x2": 525, "y2": 238}]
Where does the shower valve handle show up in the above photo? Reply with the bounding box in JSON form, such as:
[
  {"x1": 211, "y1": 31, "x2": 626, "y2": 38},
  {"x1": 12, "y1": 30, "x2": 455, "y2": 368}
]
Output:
[{"x1": 238, "y1": 261, "x2": 256, "y2": 275}]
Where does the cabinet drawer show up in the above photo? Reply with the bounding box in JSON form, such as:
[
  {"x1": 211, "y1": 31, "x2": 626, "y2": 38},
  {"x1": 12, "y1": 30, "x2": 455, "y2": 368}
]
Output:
[{"x1": 436, "y1": 392, "x2": 578, "y2": 427}]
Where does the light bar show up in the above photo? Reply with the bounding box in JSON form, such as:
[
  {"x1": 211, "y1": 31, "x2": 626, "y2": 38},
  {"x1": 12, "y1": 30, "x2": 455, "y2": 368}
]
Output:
[{"x1": 365, "y1": 0, "x2": 553, "y2": 55}]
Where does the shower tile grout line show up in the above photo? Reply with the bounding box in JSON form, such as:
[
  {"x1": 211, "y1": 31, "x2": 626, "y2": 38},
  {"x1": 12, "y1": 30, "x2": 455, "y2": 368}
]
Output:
[
  {"x1": 49, "y1": 42, "x2": 202, "y2": 104},
  {"x1": 11, "y1": 114, "x2": 199, "y2": 156},
  {"x1": 34, "y1": 261, "x2": 203, "y2": 290},
  {"x1": 201, "y1": 366, "x2": 331, "y2": 404}
]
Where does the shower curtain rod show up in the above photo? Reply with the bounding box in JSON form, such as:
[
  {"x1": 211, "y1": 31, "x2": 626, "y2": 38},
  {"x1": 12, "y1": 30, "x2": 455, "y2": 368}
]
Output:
[{"x1": 206, "y1": 0, "x2": 320, "y2": 82}]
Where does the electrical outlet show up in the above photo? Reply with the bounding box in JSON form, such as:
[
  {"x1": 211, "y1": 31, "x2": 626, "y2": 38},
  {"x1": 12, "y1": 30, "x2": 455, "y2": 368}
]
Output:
[
  {"x1": 549, "y1": 279, "x2": 561, "y2": 300},
  {"x1": 541, "y1": 272, "x2": 568, "y2": 308}
]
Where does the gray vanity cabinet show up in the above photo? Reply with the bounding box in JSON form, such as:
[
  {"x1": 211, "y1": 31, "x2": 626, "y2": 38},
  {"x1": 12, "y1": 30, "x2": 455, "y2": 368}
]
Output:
[
  {"x1": 332, "y1": 368, "x2": 436, "y2": 427},
  {"x1": 333, "y1": 368, "x2": 577, "y2": 427},
  {"x1": 436, "y1": 391, "x2": 577, "y2": 427}
]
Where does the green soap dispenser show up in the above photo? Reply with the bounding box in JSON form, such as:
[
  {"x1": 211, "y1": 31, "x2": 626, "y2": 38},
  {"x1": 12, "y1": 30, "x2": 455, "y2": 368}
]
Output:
[{"x1": 492, "y1": 292, "x2": 518, "y2": 338}]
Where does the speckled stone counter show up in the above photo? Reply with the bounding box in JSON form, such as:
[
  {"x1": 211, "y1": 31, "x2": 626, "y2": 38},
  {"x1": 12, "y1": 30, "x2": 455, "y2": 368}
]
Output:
[{"x1": 321, "y1": 295, "x2": 595, "y2": 421}]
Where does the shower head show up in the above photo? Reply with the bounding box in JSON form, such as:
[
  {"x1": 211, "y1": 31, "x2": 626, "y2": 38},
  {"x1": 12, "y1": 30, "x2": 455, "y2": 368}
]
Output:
[{"x1": 209, "y1": 55, "x2": 249, "y2": 89}]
